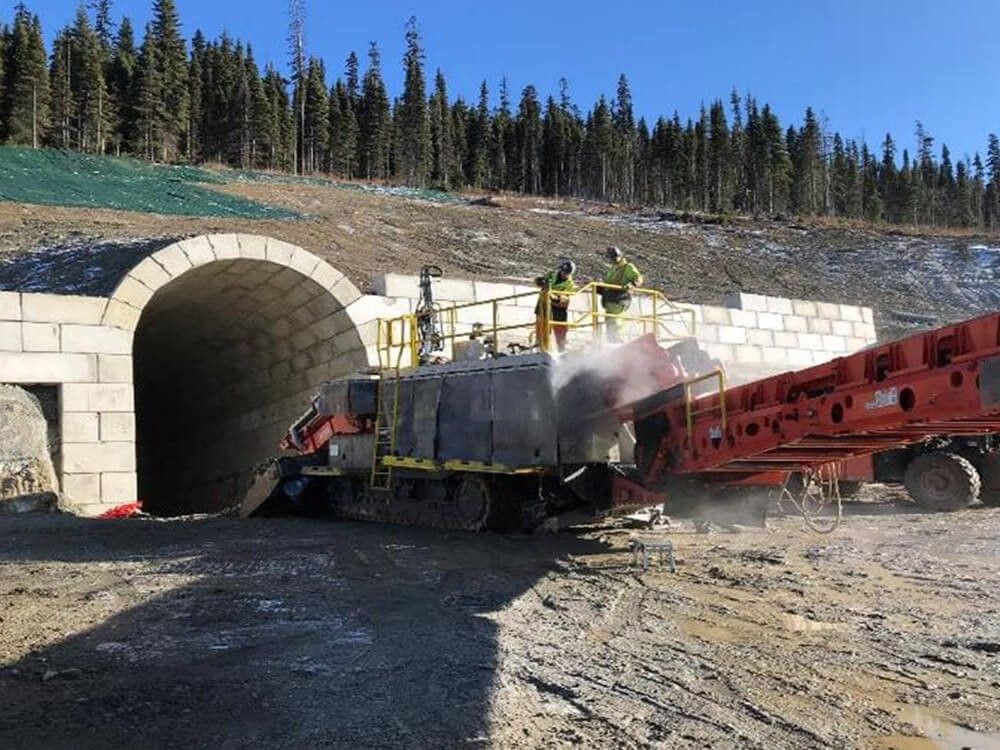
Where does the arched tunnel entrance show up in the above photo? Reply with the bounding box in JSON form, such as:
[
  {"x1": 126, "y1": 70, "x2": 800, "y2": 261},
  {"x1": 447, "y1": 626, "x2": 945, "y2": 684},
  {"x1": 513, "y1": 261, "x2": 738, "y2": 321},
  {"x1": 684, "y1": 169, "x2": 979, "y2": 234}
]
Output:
[{"x1": 133, "y1": 255, "x2": 364, "y2": 516}]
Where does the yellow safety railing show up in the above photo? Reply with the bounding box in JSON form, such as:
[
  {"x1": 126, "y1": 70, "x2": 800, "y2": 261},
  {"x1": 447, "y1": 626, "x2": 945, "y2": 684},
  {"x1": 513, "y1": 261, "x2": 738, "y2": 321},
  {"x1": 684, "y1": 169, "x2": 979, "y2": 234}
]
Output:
[
  {"x1": 375, "y1": 282, "x2": 698, "y2": 371},
  {"x1": 683, "y1": 369, "x2": 728, "y2": 435}
]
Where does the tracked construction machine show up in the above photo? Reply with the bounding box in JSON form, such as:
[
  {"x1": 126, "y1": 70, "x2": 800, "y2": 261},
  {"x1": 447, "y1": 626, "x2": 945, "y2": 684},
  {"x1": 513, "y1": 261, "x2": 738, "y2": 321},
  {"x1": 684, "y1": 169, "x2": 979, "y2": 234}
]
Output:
[{"x1": 245, "y1": 269, "x2": 1000, "y2": 531}]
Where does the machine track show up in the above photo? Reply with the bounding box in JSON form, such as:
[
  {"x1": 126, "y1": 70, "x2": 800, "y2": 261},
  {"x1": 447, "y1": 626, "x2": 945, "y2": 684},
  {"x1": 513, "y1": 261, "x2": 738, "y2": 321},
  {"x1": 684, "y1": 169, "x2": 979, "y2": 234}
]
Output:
[{"x1": 328, "y1": 474, "x2": 515, "y2": 532}]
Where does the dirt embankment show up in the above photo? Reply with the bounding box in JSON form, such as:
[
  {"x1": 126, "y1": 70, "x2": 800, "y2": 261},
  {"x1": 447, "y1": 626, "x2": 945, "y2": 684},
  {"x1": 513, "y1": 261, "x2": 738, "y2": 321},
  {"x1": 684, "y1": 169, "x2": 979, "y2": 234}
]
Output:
[
  {"x1": 1, "y1": 180, "x2": 997, "y2": 337},
  {"x1": 1, "y1": 501, "x2": 998, "y2": 749}
]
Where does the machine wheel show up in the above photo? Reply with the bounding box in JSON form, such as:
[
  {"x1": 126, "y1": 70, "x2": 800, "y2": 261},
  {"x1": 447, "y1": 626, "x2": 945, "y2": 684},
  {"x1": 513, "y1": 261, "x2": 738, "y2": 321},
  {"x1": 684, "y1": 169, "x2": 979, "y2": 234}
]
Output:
[
  {"x1": 903, "y1": 452, "x2": 981, "y2": 511},
  {"x1": 975, "y1": 452, "x2": 1000, "y2": 506},
  {"x1": 451, "y1": 475, "x2": 492, "y2": 530}
]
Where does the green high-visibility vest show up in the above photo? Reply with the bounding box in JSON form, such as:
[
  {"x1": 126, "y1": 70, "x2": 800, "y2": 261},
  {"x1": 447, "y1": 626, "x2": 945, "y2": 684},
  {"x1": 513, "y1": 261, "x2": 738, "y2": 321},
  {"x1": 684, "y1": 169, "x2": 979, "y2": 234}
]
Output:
[{"x1": 604, "y1": 260, "x2": 641, "y2": 288}]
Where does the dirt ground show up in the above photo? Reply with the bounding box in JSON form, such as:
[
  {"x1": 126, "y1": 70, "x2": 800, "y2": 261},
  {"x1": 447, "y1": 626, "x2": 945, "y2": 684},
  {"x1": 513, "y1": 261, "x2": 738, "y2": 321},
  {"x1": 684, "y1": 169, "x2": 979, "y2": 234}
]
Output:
[{"x1": 1, "y1": 497, "x2": 998, "y2": 750}]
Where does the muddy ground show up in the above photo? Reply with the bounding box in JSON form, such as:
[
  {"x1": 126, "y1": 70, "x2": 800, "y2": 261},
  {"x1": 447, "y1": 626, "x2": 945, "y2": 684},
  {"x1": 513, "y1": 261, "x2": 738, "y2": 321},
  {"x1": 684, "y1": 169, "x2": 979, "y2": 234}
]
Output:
[{"x1": 1, "y1": 498, "x2": 997, "y2": 749}]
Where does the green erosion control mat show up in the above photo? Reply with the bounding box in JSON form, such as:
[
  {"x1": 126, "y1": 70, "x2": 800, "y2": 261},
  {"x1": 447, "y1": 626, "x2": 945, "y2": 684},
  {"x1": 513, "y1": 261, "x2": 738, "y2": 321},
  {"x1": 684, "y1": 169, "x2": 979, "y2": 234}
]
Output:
[{"x1": 0, "y1": 147, "x2": 298, "y2": 219}]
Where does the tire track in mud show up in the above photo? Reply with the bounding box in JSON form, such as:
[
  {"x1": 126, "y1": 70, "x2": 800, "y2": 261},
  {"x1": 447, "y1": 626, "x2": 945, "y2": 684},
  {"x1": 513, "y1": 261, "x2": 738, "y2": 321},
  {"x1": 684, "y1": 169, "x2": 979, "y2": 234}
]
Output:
[{"x1": 488, "y1": 510, "x2": 1000, "y2": 749}]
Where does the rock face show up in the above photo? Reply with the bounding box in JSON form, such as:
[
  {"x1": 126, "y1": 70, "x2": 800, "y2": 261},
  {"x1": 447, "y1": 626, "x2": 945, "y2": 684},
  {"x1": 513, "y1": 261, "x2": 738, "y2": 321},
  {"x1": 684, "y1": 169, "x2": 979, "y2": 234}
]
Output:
[{"x1": 0, "y1": 385, "x2": 58, "y2": 512}]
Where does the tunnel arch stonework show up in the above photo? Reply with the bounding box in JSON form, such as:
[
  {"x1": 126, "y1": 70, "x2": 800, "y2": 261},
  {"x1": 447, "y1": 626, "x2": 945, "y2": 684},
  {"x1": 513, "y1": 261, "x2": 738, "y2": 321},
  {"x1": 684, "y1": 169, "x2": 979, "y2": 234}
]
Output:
[
  {"x1": 0, "y1": 234, "x2": 373, "y2": 515},
  {"x1": 120, "y1": 235, "x2": 366, "y2": 514}
]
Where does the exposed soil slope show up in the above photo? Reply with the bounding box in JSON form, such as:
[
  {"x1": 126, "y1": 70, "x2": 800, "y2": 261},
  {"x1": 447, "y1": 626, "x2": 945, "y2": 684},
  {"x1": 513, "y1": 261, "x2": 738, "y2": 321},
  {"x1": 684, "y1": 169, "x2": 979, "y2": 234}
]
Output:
[{"x1": 1, "y1": 176, "x2": 997, "y2": 338}]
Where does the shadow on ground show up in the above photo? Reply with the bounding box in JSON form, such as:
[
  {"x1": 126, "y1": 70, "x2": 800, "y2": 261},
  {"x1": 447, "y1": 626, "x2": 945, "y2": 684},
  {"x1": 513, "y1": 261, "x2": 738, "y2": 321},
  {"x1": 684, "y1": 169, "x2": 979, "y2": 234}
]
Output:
[{"x1": 0, "y1": 514, "x2": 605, "y2": 749}]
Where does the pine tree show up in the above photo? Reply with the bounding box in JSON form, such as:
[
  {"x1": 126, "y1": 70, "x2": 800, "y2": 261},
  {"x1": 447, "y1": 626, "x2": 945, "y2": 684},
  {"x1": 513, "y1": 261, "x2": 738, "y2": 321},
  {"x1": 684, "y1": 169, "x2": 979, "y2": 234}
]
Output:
[
  {"x1": 185, "y1": 30, "x2": 204, "y2": 161},
  {"x1": 449, "y1": 97, "x2": 468, "y2": 187},
  {"x1": 491, "y1": 77, "x2": 514, "y2": 190},
  {"x1": 344, "y1": 50, "x2": 359, "y2": 106},
  {"x1": 514, "y1": 85, "x2": 542, "y2": 194},
  {"x1": 972, "y1": 153, "x2": 986, "y2": 226},
  {"x1": 558, "y1": 79, "x2": 584, "y2": 196},
  {"x1": 90, "y1": 0, "x2": 113, "y2": 51},
  {"x1": 287, "y1": 0, "x2": 306, "y2": 173},
  {"x1": 914, "y1": 121, "x2": 935, "y2": 224},
  {"x1": 245, "y1": 48, "x2": 270, "y2": 169},
  {"x1": 635, "y1": 117, "x2": 651, "y2": 202},
  {"x1": 358, "y1": 42, "x2": 391, "y2": 179},
  {"x1": 103, "y1": 18, "x2": 134, "y2": 154},
  {"x1": 2, "y1": 5, "x2": 50, "y2": 146},
  {"x1": 584, "y1": 96, "x2": 614, "y2": 199},
  {"x1": 329, "y1": 79, "x2": 357, "y2": 177},
  {"x1": 694, "y1": 105, "x2": 709, "y2": 210},
  {"x1": 262, "y1": 64, "x2": 292, "y2": 170},
  {"x1": 707, "y1": 99, "x2": 730, "y2": 212},
  {"x1": 226, "y1": 44, "x2": 253, "y2": 166},
  {"x1": 762, "y1": 105, "x2": 790, "y2": 214},
  {"x1": 860, "y1": 143, "x2": 883, "y2": 222},
  {"x1": 879, "y1": 133, "x2": 898, "y2": 222},
  {"x1": 130, "y1": 22, "x2": 160, "y2": 159},
  {"x1": 395, "y1": 17, "x2": 431, "y2": 186},
  {"x1": 613, "y1": 74, "x2": 635, "y2": 201},
  {"x1": 70, "y1": 6, "x2": 110, "y2": 152},
  {"x1": 428, "y1": 68, "x2": 453, "y2": 188},
  {"x1": 302, "y1": 56, "x2": 328, "y2": 173},
  {"x1": 48, "y1": 28, "x2": 74, "y2": 149},
  {"x1": 937, "y1": 143, "x2": 954, "y2": 225},
  {"x1": 150, "y1": 0, "x2": 187, "y2": 160},
  {"x1": 465, "y1": 80, "x2": 490, "y2": 187},
  {"x1": 728, "y1": 89, "x2": 746, "y2": 211},
  {"x1": 985, "y1": 134, "x2": 1000, "y2": 231},
  {"x1": 793, "y1": 107, "x2": 823, "y2": 214},
  {"x1": 954, "y1": 158, "x2": 973, "y2": 227},
  {"x1": 542, "y1": 95, "x2": 566, "y2": 196}
]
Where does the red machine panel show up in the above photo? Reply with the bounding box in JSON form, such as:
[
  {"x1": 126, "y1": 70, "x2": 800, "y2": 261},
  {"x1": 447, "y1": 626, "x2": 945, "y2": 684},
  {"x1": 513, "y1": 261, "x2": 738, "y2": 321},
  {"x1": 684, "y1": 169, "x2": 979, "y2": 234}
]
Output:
[{"x1": 637, "y1": 312, "x2": 1000, "y2": 486}]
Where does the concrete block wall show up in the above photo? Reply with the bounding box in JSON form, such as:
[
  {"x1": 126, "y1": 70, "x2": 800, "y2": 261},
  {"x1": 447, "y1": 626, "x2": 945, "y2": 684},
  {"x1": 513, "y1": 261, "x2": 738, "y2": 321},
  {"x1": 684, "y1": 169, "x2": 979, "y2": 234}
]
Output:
[
  {"x1": 713, "y1": 292, "x2": 877, "y2": 383},
  {"x1": 0, "y1": 290, "x2": 137, "y2": 515}
]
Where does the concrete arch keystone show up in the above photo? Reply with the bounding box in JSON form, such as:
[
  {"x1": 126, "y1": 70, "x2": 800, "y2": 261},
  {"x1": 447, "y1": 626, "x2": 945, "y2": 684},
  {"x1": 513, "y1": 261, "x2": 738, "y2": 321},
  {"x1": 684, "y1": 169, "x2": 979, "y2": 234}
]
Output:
[{"x1": 101, "y1": 234, "x2": 361, "y2": 333}]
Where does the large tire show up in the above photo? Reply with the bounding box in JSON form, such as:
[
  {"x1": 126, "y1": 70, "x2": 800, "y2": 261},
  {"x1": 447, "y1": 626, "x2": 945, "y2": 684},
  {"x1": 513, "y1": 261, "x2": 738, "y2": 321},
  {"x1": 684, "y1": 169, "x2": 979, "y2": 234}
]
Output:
[
  {"x1": 903, "y1": 452, "x2": 980, "y2": 511},
  {"x1": 975, "y1": 452, "x2": 1000, "y2": 507}
]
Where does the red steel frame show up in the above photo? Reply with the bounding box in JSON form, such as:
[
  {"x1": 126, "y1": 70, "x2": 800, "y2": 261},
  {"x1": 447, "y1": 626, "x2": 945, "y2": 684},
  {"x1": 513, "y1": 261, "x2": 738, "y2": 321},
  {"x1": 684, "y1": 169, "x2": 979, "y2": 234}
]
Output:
[
  {"x1": 280, "y1": 413, "x2": 370, "y2": 454},
  {"x1": 637, "y1": 312, "x2": 1000, "y2": 486}
]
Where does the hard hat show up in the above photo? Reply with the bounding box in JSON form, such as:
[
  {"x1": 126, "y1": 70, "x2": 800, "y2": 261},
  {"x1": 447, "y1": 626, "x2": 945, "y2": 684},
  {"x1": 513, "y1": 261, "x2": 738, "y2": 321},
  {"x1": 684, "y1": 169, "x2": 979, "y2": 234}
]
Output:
[
  {"x1": 605, "y1": 246, "x2": 623, "y2": 262},
  {"x1": 559, "y1": 259, "x2": 576, "y2": 275}
]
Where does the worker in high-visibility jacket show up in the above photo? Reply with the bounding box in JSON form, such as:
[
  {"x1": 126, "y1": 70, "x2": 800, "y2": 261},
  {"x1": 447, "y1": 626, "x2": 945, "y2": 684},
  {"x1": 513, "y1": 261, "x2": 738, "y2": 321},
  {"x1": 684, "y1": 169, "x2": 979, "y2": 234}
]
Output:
[
  {"x1": 600, "y1": 246, "x2": 644, "y2": 342},
  {"x1": 534, "y1": 260, "x2": 576, "y2": 352}
]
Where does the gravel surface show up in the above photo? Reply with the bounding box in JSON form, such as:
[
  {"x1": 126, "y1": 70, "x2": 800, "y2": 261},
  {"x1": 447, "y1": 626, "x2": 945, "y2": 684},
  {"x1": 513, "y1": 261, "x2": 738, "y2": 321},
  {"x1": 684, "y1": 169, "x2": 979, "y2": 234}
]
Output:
[{"x1": 1, "y1": 499, "x2": 997, "y2": 749}]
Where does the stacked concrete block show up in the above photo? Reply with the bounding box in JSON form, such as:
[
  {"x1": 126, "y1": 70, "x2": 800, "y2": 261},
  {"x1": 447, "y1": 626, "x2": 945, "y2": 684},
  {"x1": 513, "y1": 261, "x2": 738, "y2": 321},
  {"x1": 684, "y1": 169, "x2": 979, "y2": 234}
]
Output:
[
  {"x1": 712, "y1": 292, "x2": 877, "y2": 383},
  {"x1": 0, "y1": 291, "x2": 137, "y2": 512}
]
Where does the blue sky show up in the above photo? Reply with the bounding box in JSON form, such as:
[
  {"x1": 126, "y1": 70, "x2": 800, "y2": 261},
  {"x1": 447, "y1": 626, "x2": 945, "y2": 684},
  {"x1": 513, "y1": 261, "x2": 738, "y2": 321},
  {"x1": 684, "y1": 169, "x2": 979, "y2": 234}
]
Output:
[{"x1": 26, "y1": 0, "x2": 1000, "y2": 162}]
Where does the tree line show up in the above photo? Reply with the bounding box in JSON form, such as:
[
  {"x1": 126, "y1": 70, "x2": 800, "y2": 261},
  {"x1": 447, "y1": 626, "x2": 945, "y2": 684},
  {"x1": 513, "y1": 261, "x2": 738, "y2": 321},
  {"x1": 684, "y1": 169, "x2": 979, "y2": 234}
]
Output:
[{"x1": 2, "y1": 1, "x2": 1000, "y2": 232}]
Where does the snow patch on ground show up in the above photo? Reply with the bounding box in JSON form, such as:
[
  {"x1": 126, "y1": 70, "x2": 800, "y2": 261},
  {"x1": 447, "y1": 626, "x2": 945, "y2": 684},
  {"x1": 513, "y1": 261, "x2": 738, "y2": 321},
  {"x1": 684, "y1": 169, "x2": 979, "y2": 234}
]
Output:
[{"x1": 0, "y1": 236, "x2": 178, "y2": 295}]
